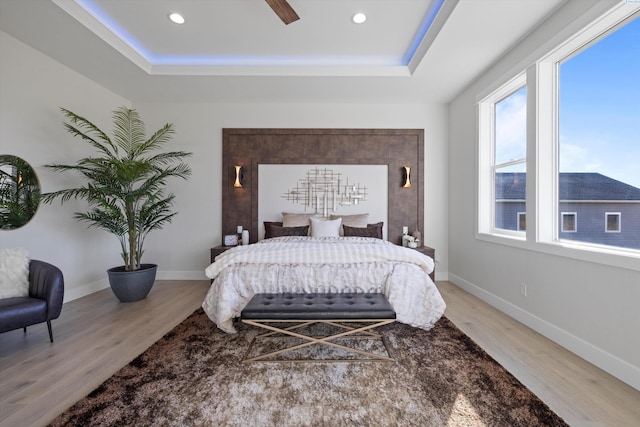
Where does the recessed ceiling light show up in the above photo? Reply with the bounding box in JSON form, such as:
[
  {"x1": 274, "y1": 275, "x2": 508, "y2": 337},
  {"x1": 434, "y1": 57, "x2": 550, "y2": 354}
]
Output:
[
  {"x1": 352, "y1": 13, "x2": 367, "y2": 24},
  {"x1": 168, "y1": 13, "x2": 185, "y2": 24}
]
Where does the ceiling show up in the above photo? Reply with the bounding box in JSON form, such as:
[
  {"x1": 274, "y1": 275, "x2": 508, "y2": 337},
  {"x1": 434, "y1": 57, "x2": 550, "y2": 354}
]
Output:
[{"x1": 0, "y1": 0, "x2": 565, "y2": 103}]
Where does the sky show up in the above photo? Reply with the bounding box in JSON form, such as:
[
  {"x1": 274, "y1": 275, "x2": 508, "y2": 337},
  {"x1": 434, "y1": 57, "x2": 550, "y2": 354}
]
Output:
[
  {"x1": 559, "y1": 13, "x2": 640, "y2": 189},
  {"x1": 495, "y1": 13, "x2": 640, "y2": 188},
  {"x1": 495, "y1": 86, "x2": 526, "y2": 169}
]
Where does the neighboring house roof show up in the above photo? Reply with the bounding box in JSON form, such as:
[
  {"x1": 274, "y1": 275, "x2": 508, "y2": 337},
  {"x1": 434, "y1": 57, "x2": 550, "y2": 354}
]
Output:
[{"x1": 496, "y1": 173, "x2": 640, "y2": 200}]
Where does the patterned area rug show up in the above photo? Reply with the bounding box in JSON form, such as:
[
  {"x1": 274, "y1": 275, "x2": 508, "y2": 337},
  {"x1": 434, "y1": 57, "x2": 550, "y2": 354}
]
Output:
[{"x1": 49, "y1": 309, "x2": 568, "y2": 426}]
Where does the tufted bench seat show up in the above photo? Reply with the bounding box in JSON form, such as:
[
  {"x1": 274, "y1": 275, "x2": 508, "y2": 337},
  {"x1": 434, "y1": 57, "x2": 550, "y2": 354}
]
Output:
[{"x1": 240, "y1": 293, "x2": 396, "y2": 363}]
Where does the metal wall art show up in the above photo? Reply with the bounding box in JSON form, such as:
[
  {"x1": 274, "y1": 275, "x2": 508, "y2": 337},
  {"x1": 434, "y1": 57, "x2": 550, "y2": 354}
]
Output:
[{"x1": 282, "y1": 167, "x2": 368, "y2": 216}]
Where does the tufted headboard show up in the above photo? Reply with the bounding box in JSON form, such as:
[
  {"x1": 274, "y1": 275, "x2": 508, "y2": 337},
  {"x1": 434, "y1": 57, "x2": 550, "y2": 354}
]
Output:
[{"x1": 222, "y1": 128, "x2": 424, "y2": 245}]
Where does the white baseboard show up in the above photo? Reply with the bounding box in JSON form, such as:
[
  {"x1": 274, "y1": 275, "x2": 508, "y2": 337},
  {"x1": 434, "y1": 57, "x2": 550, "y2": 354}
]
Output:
[
  {"x1": 63, "y1": 278, "x2": 109, "y2": 303},
  {"x1": 434, "y1": 271, "x2": 448, "y2": 282},
  {"x1": 448, "y1": 273, "x2": 640, "y2": 392},
  {"x1": 62, "y1": 271, "x2": 208, "y2": 303},
  {"x1": 156, "y1": 270, "x2": 208, "y2": 280}
]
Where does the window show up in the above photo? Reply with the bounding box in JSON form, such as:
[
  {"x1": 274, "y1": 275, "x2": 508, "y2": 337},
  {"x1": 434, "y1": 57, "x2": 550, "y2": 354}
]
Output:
[
  {"x1": 477, "y1": 2, "x2": 640, "y2": 270},
  {"x1": 478, "y1": 75, "x2": 527, "y2": 237},
  {"x1": 606, "y1": 213, "x2": 621, "y2": 232},
  {"x1": 557, "y1": 12, "x2": 640, "y2": 250},
  {"x1": 494, "y1": 86, "x2": 527, "y2": 233},
  {"x1": 561, "y1": 213, "x2": 577, "y2": 232}
]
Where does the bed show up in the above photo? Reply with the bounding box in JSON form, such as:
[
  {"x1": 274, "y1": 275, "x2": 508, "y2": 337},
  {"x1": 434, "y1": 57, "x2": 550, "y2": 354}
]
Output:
[
  {"x1": 203, "y1": 235, "x2": 446, "y2": 333},
  {"x1": 211, "y1": 136, "x2": 440, "y2": 334}
]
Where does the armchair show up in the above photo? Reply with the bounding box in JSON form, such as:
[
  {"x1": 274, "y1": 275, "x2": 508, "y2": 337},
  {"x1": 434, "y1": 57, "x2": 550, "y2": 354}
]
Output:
[{"x1": 0, "y1": 260, "x2": 64, "y2": 342}]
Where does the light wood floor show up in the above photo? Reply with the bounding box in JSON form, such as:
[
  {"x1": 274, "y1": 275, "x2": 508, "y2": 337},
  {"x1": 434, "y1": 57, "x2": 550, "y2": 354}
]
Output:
[
  {"x1": 437, "y1": 281, "x2": 640, "y2": 427},
  {"x1": 1, "y1": 280, "x2": 639, "y2": 426}
]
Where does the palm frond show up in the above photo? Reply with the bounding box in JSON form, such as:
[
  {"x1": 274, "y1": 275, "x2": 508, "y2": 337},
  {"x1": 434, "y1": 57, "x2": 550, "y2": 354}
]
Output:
[
  {"x1": 146, "y1": 151, "x2": 192, "y2": 168},
  {"x1": 41, "y1": 187, "x2": 93, "y2": 204},
  {"x1": 60, "y1": 108, "x2": 119, "y2": 158},
  {"x1": 134, "y1": 123, "x2": 175, "y2": 158},
  {"x1": 112, "y1": 107, "x2": 146, "y2": 157}
]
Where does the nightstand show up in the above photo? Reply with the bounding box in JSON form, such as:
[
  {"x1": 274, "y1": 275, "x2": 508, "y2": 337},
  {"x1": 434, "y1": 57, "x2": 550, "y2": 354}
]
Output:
[
  {"x1": 410, "y1": 245, "x2": 436, "y2": 282},
  {"x1": 210, "y1": 245, "x2": 235, "y2": 264}
]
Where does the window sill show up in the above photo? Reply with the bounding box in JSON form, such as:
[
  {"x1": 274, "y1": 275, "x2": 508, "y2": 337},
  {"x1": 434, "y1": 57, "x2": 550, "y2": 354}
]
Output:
[{"x1": 476, "y1": 232, "x2": 640, "y2": 273}]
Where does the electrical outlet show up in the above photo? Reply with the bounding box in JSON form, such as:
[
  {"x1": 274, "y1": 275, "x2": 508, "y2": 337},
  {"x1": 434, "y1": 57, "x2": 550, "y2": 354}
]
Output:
[{"x1": 520, "y1": 283, "x2": 527, "y2": 297}]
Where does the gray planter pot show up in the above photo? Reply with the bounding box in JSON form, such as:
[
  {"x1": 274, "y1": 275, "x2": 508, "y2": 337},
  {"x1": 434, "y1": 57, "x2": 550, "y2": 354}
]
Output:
[{"x1": 107, "y1": 264, "x2": 158, "y2": 302}]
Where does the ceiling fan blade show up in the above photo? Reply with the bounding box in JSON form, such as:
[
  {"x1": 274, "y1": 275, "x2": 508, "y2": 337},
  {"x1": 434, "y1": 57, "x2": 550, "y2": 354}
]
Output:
[{"x1": 265, "y1": 0, "x2": 300, "y2": 25}]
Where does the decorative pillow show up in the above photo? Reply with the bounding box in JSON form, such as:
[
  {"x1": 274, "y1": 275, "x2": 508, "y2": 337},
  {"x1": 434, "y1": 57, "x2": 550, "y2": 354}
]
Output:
[
  {"x1": 344, "y1": 223, "x2": 384, "y2": 239},
  {"x1": 282, "y1": 212, "x2": 318, "y2": 228},
  {"x1": 310, "y1": 217, "x2": 342, "y2": 238},
  {"x1": 367, "y1": 222, "x2": 384, "y2": 239},
  {"x1": 269, "y1": 225, "x2": 310, "y2": 238},
  {"x1": 0, "y1": 248, "x2": 30, "y2": 299},
  {"x1": 330, "y1": 213, "x2": 369, "y2": 236},
  {"x1": 330, "y1": 213, "x2": 369, "y2": 227},
  {"x1": 263, "y1": 221, "x2": 283, "y2": 239}
]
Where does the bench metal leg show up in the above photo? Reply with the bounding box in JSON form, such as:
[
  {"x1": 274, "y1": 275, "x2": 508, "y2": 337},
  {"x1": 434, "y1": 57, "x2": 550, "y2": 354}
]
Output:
[{"x1": 242, "y1": 319, "x2": 395, "y2": 363}]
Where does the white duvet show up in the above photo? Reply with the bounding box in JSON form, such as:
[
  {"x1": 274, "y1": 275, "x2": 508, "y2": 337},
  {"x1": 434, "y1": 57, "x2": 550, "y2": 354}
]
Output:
[{"x1": 203, "y1": 236, "x2": 446, "y2": 333}]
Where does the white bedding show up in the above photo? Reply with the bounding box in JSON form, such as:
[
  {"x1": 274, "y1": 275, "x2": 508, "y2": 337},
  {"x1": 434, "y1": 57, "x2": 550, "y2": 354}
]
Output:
[{"x1": 203, "y1": 236, "x2": 446, "y2": 333}]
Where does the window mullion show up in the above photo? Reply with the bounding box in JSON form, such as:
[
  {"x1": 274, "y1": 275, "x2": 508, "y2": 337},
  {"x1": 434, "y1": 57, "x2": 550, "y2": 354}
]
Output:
[
  {"x1": 534, "y1": 61, "x2": 557, "y2": 244},
  {"x1": 525, "y1": 64, "x2": 537, "y2": 243}
]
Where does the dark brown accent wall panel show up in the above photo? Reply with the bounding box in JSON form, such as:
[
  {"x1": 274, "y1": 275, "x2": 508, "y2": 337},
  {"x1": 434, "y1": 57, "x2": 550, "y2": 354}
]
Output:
[{"x1": 222, "y1": 128, "x2": 424, "y2": 245}]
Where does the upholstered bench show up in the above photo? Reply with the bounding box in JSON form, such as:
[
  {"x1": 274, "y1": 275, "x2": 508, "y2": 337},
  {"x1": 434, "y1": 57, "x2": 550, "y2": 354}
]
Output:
[{"x1": 240, "y1": 293, "x2": 396, "y2": 363}]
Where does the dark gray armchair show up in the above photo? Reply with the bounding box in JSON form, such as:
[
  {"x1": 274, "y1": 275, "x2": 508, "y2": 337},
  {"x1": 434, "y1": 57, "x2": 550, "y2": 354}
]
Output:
[{"x1": 0, "y1": 260, "x2": 64, "y2": 342}]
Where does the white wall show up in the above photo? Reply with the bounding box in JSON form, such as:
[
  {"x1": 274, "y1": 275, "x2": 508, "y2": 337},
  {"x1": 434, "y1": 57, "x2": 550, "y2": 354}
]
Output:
[
  {"x1": 0, "y1": 31, "x2": 131, "y2": 301},
  {"x1": 134, "y1": 101, "x2": 449, "y2": 280},
  {"x1": 0, "y1": 30, "x2": 449, "y2": 302},
  {"x1": 448, "y1": 0, "x2": 640, "y2": 390}
]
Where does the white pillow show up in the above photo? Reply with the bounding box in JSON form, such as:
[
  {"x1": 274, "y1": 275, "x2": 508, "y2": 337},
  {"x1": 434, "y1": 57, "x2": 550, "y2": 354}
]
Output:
[
  {"x1": 310, "y1": 217, "x2": 342, "y2": 238},
  {"x1": 0, "y1": 248, "x2": 30, "y2": 299}
]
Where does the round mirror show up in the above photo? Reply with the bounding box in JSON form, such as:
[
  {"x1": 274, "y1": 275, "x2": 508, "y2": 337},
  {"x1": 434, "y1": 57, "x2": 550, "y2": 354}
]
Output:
[{"x1": 0, "y1": 155, "x2": 41, "y2": 230}]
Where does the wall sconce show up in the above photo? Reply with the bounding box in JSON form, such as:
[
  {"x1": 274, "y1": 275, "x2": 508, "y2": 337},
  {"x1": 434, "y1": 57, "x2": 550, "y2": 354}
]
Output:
[
  {"x1": 402, "y1": 166, "x2": 412, "y2": 188},
  {"x1": 233, "y1": 165, "x2": 243, "y2": 188}
]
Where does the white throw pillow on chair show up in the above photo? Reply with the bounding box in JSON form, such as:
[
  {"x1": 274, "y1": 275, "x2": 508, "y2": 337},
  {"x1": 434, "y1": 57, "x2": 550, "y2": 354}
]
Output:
[{"x1": 0, "y1": 248, "x2": 30, "y2": 299}]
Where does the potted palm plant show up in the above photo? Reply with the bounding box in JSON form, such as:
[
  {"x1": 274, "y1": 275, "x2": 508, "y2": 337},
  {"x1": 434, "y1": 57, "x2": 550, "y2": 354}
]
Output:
[{"x1": 42, "y1": 106, "x2": 191, "y2": 302}]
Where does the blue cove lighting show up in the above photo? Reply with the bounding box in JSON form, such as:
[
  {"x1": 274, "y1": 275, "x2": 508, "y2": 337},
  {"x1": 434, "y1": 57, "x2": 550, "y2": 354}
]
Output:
[
  {"x1": 403, "y1": 0, "x2": 445, "y2": 65},
  {"x1": 76, "y1": 0, "x2": 442, "y2": 70}
]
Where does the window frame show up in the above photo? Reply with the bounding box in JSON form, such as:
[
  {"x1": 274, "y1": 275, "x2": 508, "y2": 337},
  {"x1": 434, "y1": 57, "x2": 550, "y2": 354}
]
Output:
[
  {"x1": 605, "y1": 212, "x2": 621, "y2": 233},
  {"x1": 560, "y1": 212, "x2": 577, "y2": 233},
  {"x1": 517, "y1": 212, "x2": 526, "y2": 231},
  {"x1": 476, "y1": 2, "x2": 640, "y2": 273}
]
